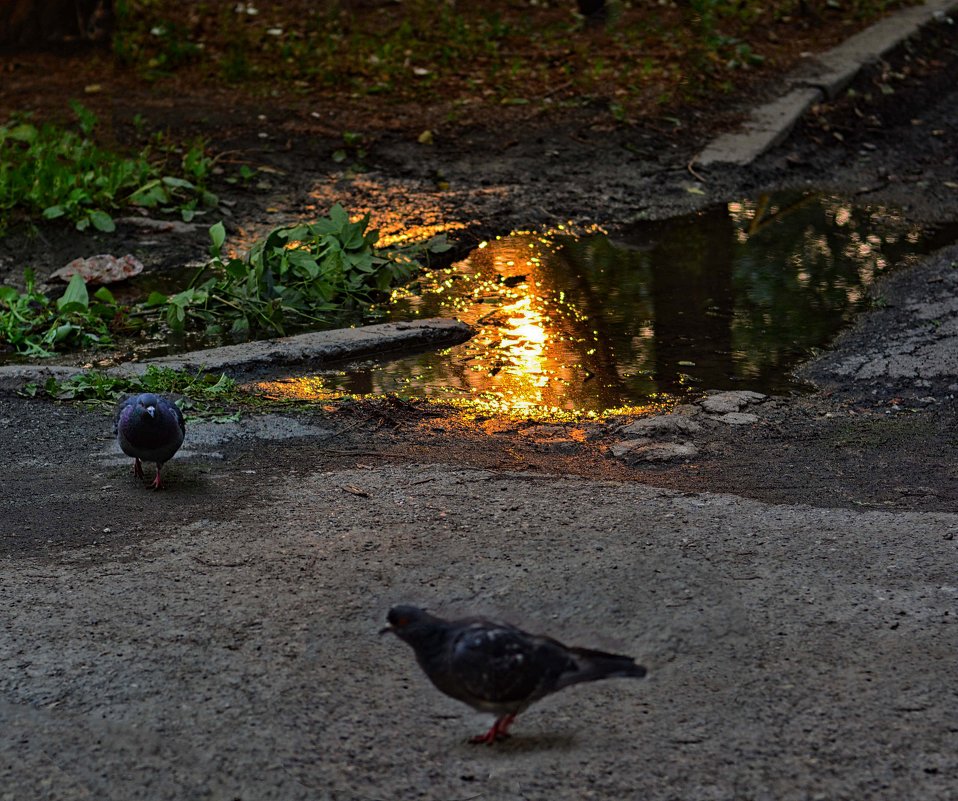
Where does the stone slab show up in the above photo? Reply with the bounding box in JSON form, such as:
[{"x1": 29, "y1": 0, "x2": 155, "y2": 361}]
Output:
[
  {"x1": 696, "y1": 0, "x2": 958, "y2": 166},
  {"x1": 696, "y1": 87, "x2": 823, "y2": 167},
  {"x1": 0, "y1": 318, "x2": 474, "y2": 389}
]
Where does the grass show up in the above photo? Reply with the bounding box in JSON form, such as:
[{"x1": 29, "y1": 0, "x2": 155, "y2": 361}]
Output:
[
  {"x1": 0, "y1": 101, "x2": 218, "y2": 234},
  {"x1": 109, "y1": 0, "x2": 912, "y2": 122},
  {"x1": 21, "y1": 365, "x2": 257, "y2": 421}
]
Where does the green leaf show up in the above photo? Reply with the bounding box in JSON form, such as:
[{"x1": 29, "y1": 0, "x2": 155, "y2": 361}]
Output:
[
  {"x1": 209, "y1": 221, "x2": 227, "y2": 254},
  {"x1": 144, "y1": 291, "x2": 169, "y2": 307},
  {"x1": 90, "y1": 210, "x2": 116, "y2": 232},
  {"x1": 43, "y1": 205, "x2": 66, "y2": 220},
  {"x1": 50, "y1": 323, "x2": 78, "y2": 343},
  {"x1": 162, "y1": 176, "x2": 196, "y2": 191},
  {"x1": 224, "y1": 259, "x2": 250, "y2": 280},
  {"x1": 7, "y1": 123, "x2": 38, "y2": 143},
  {"x1": 57, "y1": 274, "x2": 89, "y2": 311},
  {"x1": 328, "y1": 203, "x2": 349, "y2": 229},
  {"x1": 129, "y1": 180, "x2": 168, "y2": 207}
]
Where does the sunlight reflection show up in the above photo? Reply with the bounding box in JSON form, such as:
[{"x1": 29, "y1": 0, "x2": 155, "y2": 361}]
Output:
[{"x1": 243, "y1": 193, "x2": 950, "y2": 419}]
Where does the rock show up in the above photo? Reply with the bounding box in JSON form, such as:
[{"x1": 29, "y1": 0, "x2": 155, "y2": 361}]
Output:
[
  {"x1": 618, "y1": 414, "x2": 702, "y2": 437},
  {"x1": 610, "y1": 440, "x2": 698, "y2": 463},
  {"x1": 698, "y1": 390, "x2": 767, "y2": 414},
  {"x1": 715, "y1": 412, "x2": 759, "y2": 425},
  {"x1": 49, "y1": 253, "x2": 145, "y2": 285}
]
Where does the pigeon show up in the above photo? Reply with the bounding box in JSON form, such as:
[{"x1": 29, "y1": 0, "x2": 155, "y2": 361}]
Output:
[
  {"x1": 381, "y1": 604, "x2": 647, "y2": 744},
  {"x1": 113, "y1": 393, "x2": 185, "y2": 489}
]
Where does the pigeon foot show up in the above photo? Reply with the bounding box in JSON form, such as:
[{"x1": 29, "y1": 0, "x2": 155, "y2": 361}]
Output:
[
  {"x1": 133, "y1": 458, "x2": 144, "y2": 480},
  {"x1": 470, "y1": 713, "x2": 516, "y2": 745},
  {"x1": 151, "y1": 471, "x2": 164, "y2": 490}
]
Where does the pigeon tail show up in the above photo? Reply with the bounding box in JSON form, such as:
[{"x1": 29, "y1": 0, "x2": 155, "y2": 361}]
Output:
[{"x1": 559, "y1": 646, "x2": 647, "y2": 690}]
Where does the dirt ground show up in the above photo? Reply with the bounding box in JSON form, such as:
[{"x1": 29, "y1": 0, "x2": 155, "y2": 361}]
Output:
[{"x1": 2, "y1": 11, "x2": 958, "y2": 801}]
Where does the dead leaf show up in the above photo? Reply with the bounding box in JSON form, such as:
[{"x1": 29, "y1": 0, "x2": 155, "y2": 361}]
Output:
[
  {"x1": 341, "y1": 484, "x2": 370, "y2": 497},
  {"x1": 50, "y1": 254, "x2": 144, "y2": 285},
  {"x1": 418, "y1": 129, "x2": 434, "y2": 145}
]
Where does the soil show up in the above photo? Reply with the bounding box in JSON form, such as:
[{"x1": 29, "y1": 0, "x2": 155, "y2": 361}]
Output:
[{"x1": 2, "y1": 10, "x2": 958, "y2": 801}]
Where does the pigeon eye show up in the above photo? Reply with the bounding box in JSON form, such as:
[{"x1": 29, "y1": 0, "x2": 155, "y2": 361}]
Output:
[{"x1": 396, "y1": 616, "x2": 410, "y2": 627}]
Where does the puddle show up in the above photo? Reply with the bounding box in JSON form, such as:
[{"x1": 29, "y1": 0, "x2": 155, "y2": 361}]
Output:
[{"x1": 255, "y1": 192, "x2": 958, "y2": 418}]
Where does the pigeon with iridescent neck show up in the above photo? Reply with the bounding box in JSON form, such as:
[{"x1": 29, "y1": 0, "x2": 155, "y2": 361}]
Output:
[
  {"x1": 114, "y1": 393, "x2": 185, "y2": 489},
  {"x1": 382, "y1": 604, "x2": 647, "y2": 744}
]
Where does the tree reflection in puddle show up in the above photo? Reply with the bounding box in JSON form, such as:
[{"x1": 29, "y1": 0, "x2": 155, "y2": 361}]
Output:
[{"x1": 255, "y1": 192, "x2": 958, "y2": 419}]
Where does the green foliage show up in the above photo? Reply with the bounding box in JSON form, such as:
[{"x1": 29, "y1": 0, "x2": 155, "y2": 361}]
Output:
[
  {"x1": 0, "y1": 101, "x2": 217, "y2": 233},
  {"x1": 113, "y1": 1, "x2": 203, "y2": 76},
  {"x1": 22, "y1": 365, "x2": 244, "y2": 420},
  {"x1": 0, "y1": 271, "x2": 122, "y2": 357},
  {"x1": 332, "y1": 131, "x2": 368, "y2": 171},
  {"x1": 1, "y1": 205, "x2": 450, "y2": 357},
  {"x1": 144, "y1": 205, "x2": 450, "y2": 338},
  {"x1": 107, "y1": 0, "x2": 907, "y2": 123}
]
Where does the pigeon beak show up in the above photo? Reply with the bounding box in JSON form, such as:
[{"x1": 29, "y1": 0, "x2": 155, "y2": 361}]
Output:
[
  {"x1": 379, "y1": 624, "x2": 395, "y2": 636},
  {"x1": 146, "y1": 405, "x2": 156, "y2": 418}
]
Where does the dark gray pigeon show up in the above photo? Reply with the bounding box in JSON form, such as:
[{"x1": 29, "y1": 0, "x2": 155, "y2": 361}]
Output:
[
  {"x1": 114, "y1": 393, "x2": 185, "y2": 490},
  {"x1": 381, "y1": 604, "x2": 647, "y2": 744}
]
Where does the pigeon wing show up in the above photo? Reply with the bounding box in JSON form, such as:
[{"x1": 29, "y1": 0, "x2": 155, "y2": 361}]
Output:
[
  {"x1": 449, "y1": 622, "x2": 575, "y2": 708},
  {"x1": 166, "y1": 397, "x2": 186, "y2": 436},
  {"x1": 112, "y1": 394, "x2": 135, "y2": 435}
]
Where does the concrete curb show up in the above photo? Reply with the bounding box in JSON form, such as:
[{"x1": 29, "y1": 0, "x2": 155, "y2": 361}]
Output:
[
  {"x1": 0, "y1": 317, "x2": 473, "y2": 389},
  {"x1": 696, "y1": 0, "x2": 958, "y2": 167}
]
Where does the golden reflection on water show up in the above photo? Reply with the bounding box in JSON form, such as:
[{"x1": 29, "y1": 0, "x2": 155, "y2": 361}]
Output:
[
  {"x1": 246, "y1": 193, "x2": 946, "y2": 421},
  {"x1": 253, "y1": 375, "x2": 669, "y2": 423},
  {"x1": 252, "y1": 231, "x2": 672, "y2": 421}
]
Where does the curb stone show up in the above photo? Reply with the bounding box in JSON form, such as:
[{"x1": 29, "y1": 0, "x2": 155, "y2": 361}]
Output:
[
  {"x1": 696, "y1": 0, "x2": 958, "y2": 166},
  {"x1": 0, "y1": 317, "x2": 473, "y2": 391}
]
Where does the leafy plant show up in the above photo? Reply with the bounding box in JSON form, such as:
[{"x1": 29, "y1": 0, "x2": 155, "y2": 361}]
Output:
[
  {"x1": 2, "y1": 205, "x2": 451, "y2": 358},
  {"x1": 22, "y1": 365, "x2": 245, "y2": 421},
  {"x1": 144, "y1": 204, "x2": 450, "y2": 338},
  {"x1": 0, "y1": 272, "x2": 123, "y2": 357},
  {"x1": 0, "y1": 101, "x2": 218, "y2": 233}
]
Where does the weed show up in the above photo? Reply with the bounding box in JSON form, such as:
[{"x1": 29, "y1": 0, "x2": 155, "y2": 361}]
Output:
[
  {"x1": 331, "y1": 131, "x2": 368, "y2": 171},
  {"x1": 0, "y1": 102, "x2": 218, "y2": 233},
  {"x1": 0, "y1": 272, "x2": 125, "y2": 357},
  {"x1": 22, "y1": 365, "x2": 248, "y2": 421},
  {"x1": 106, "y1": 0, "x2": 909, "y2": 122},
  {"x1": 1, "y1": 204, "x2": 450, "y2": 358},
  {"x1": 143, "y1": 205, "x2": 450, "y2": 339}
]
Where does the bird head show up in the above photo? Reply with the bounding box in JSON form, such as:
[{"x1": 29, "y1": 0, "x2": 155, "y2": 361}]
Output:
[
  {"x1": 380, "y1": 605, "x2": 433, "y2": 637},
  {"x1": 137, "y1": 393, "x2": 161, "y2": 419}
]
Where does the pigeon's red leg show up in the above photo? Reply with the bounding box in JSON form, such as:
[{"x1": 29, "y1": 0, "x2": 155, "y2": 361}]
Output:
[
  {"x1": 133, "y1": 457, "x2": 144, "y2": 479},
  {"x1": 470, "y1": 714, "x2": 516, "y2": 745},
  {"x1": 151, "y1": 467, "x2": 164, "y2": 490},
  {"x1": 495, "y1": 713, "x2": 517, "y2": 738}
]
